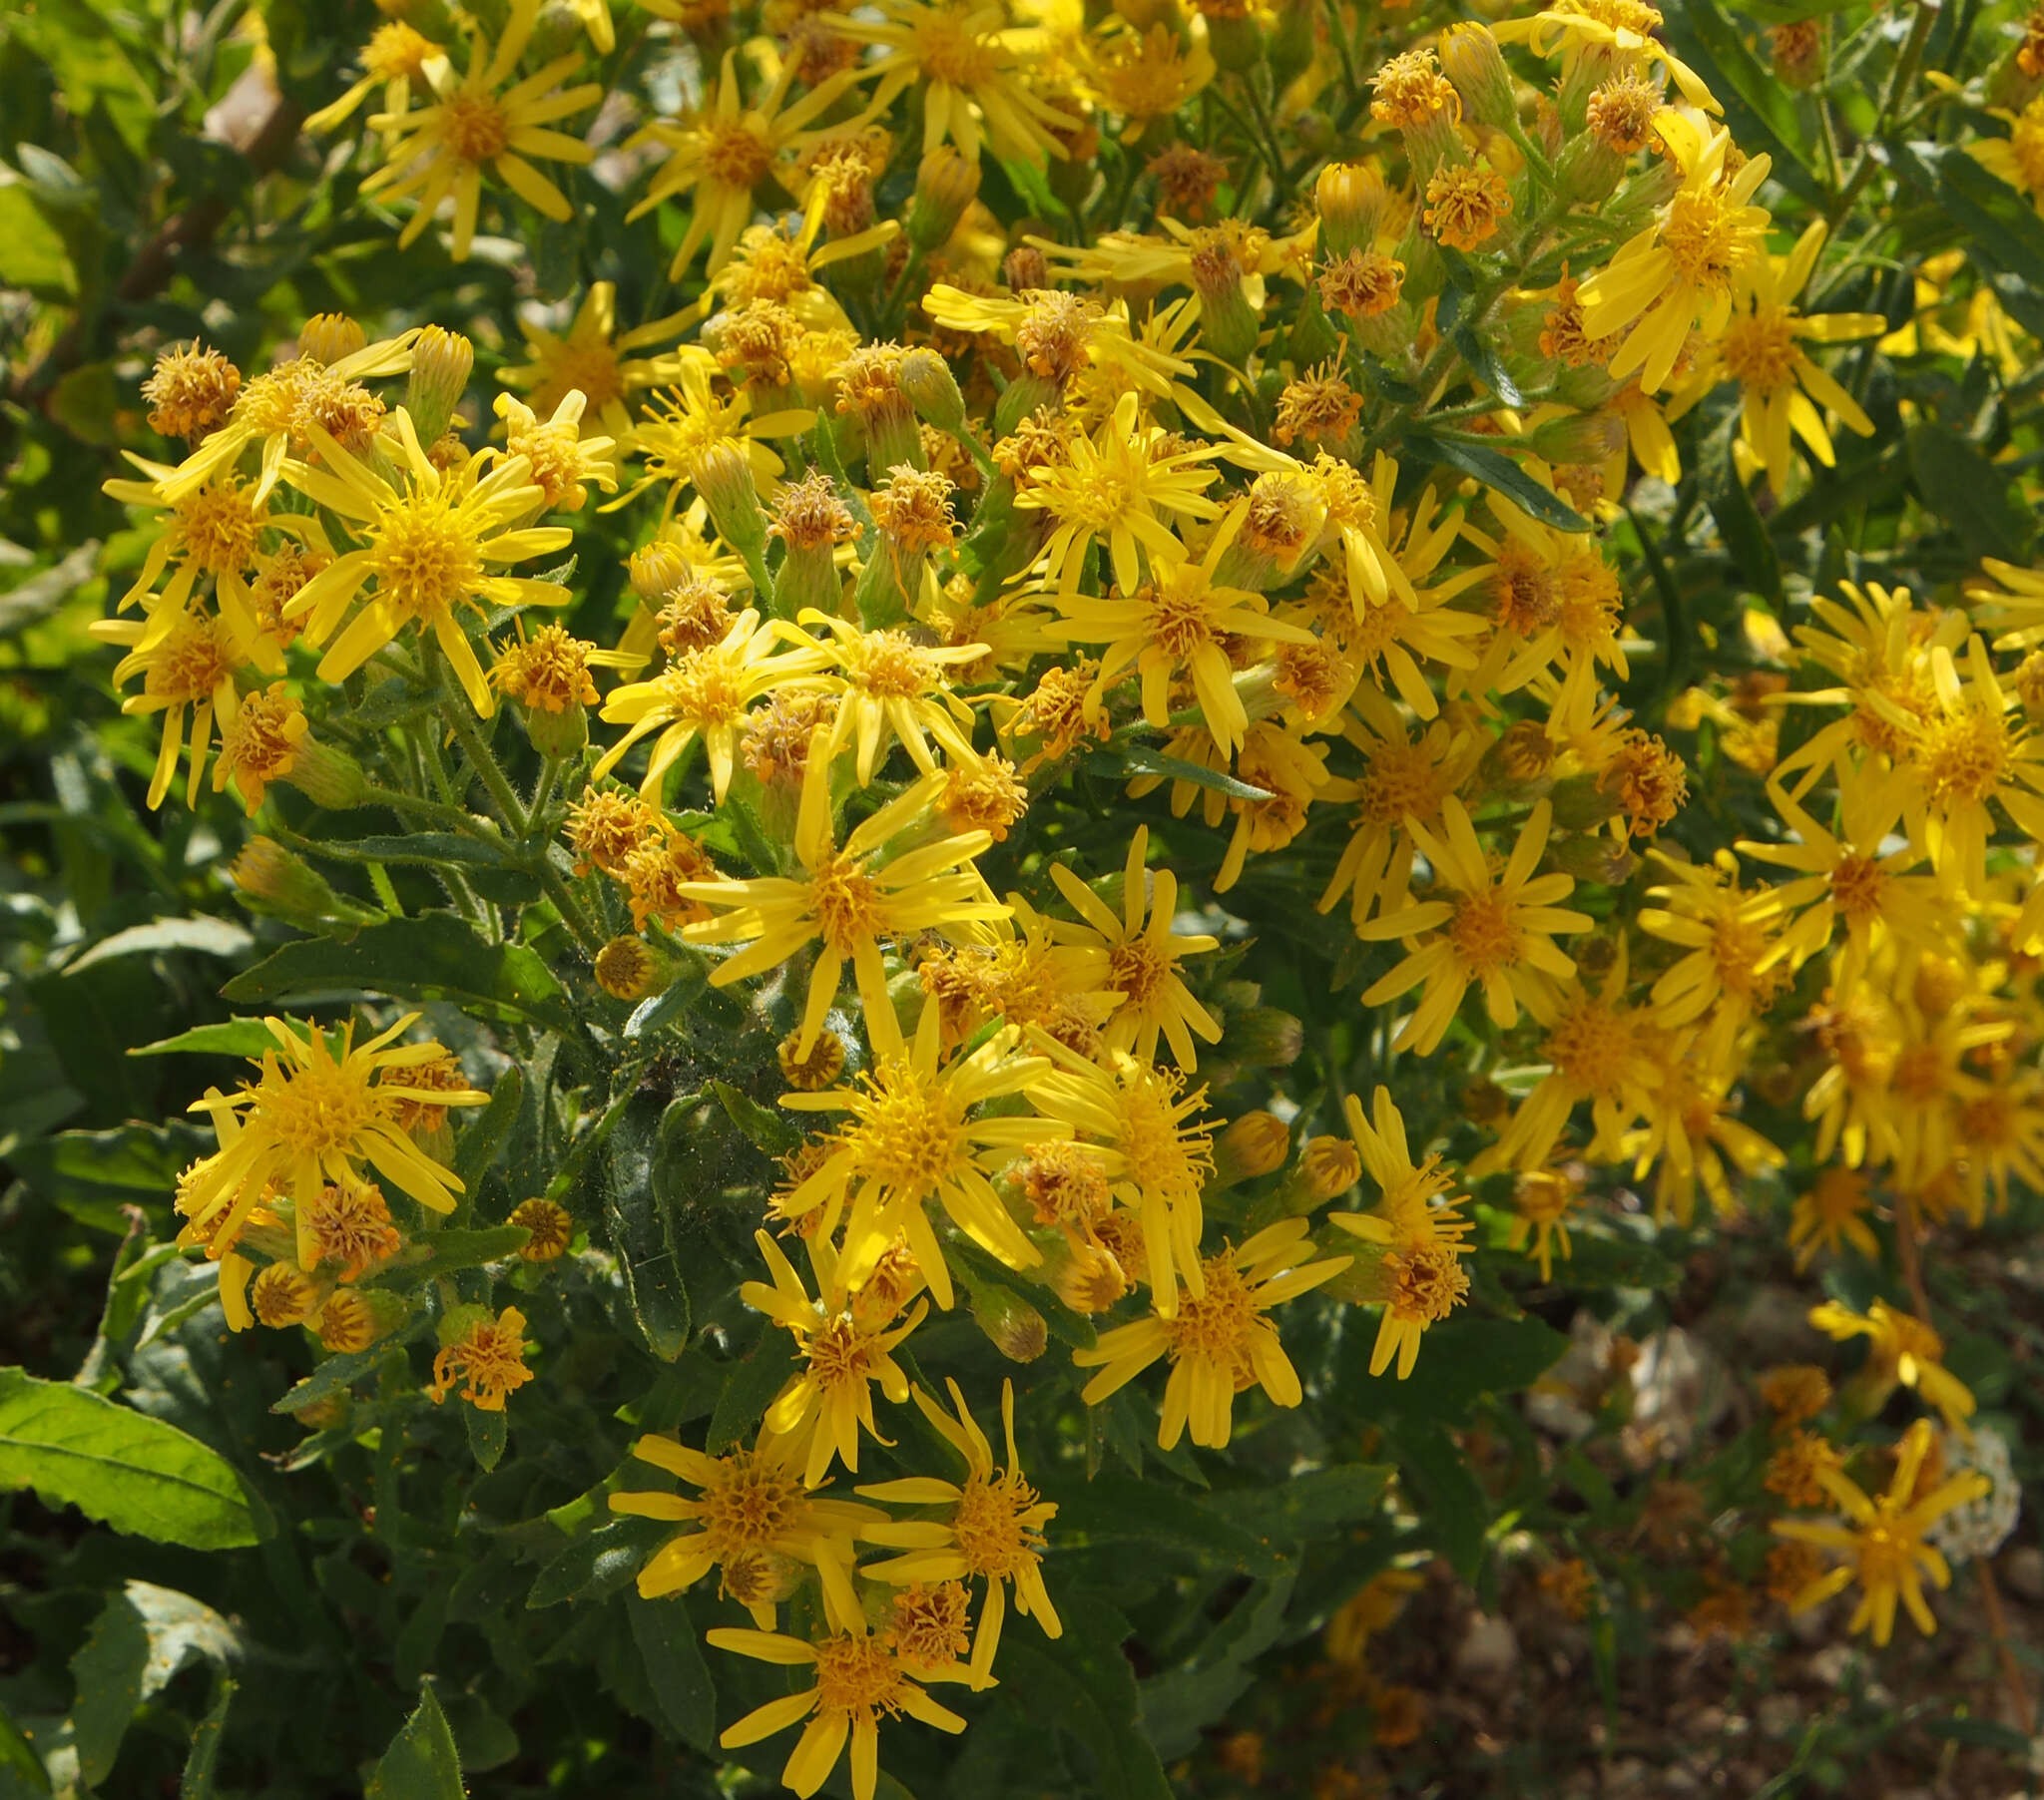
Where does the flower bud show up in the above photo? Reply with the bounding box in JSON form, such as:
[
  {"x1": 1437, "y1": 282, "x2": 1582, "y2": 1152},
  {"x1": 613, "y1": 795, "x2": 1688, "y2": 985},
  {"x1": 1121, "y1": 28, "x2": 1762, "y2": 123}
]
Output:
[
  {"x1": 317, "y1": 1287, "x2": 407, "y2": 1352},
  {"x1": 1768, "y1": 20, "x2": 1823, "y2": 91},
  {"x1": 229, "y1": 836, "x2": 381, "y2": 927},
  {"x1": 405, "y1": 325, "x2": 473, "y2": 445},
  {"x1": 1547, "y1": 770, "x2": 1624, "y2": 832},
  {"x1": 629, "y1": 539, "x2": 695, "y2": 602},
  {"x1": 1213, "y1": 1111, "x2": 1290, "y2": 1188},
  {"x1": 906, "y1": 146, "x2": 982, "y2": 252},
  {"x1": 1554, "y1": 132, "x2": 1625, "y2": 208},
  {"x1": 142, "y1": 342, "x2": 242, "y2": 443},
  {"x1": 435, "y1": 1301, "x2": 494, "y2": 1348},
  {"x1": 1053, "y1": 1239, "x2": 1129, "y2": 1314},
  {"x1": 1222, "y1": 1007, "x2": 1304, "y2": 1070},
  {"x1": 897, "y1": 348, "x2": 967, "y2": 434},
  {"x1": 299, "y1": 312, "x2": 366, "y2": 365},
  {"x1": 524, "y1": 696, "x2": 589, "y2": 758},
  {"x1": 595, "y1": 934, "x2": 671, "y2": 1001},
  {"x1": 252, "y1": 1262, "x2": 322, "y2": 1329},
  {"x1": 1189, "y1": 230, "x2": 1260, "y2": 367},
  {"x1": 693, "y1": 440, "x2": 769, "y2": 564},
  {"x1": 1549, "y1": 833, "x2": 1636, "y2": 886},
  {"x1": 1003, "y1": 244, "x2": 1049, "y2": 292},
  {"x1": 1527, "y1": 409, "x2": 1627, "y2": 468},
  {"x1": 1479, "y1": 718, "x2": 1557, "y2": 796},
  {"x1": 1314, "y1": 163, "x2": 1389, "y2": 260},
  {"x1": 1300, "y1": 1135, "x2": 1363, "y2": 1203},
  {"x1": 1203, "y1": 9, "x2": 1261, "y2": 69},
  {"x1": 1438, "y1": 24, "x2": 1518, "y2": 131},
  {"x1": 283, "y1": 737, "x2": 370, "y2": 810},
  {"x1": 971, "y1": 1280, "x2": 1048, "y2": 1363}
]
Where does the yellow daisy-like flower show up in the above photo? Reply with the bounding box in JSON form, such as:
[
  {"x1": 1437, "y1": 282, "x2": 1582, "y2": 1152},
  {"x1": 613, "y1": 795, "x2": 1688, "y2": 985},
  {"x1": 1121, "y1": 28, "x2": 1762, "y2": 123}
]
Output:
[
  {"x1": 1083, "y1": 20, "x2": 1215, "y2": 142},
  {"x1": 1808, "y1": 1298, "x2": 1976, "y2": 1435},
  {"x1": 1577, "y1": 117, "x2": 1773, "y2": 393},
  {"x1": 607, "y1": 1430, "x2": 878, "y2": 1630},
  {"x1": 499, "y1": 282, "x2": 699, "y2": 442},
  {"x1": 858, "y1": 1379, "x2": 1060, "y2": 1686},
  {"x1": 826, "y1": 0, "x2": 1082, "y2": 166},
  {"x1": 616, "y1": 358, "x2": 814, "y2": 510},
  {"x1": 1667, "y1": 221, "x2": 1885, "y2": 496},
  {"x1": 278, "y1": 413, "x2": 571, "y2": 715},
  {"x1": 89, "y1": 604, "x2": 241, "y2": 809},
  {"x1": 596, "y1": 609, "x2": 824, "y2": 800},
  {"x1": 360, "y1": 0, "x2": 601, "y2": 262},
  {"x1": 744, "y1": 1229, "x2": 928, "y2": 1488},
  {"x1": 1058, "y1": 506, "x2": 1314, "y2": 759},
  {"x1": 678, "y1": 733, "x2": 1009, "y2": 1060},
  {"x1": 1358, "y1": 798, "x2": 1590, "y2": 1055},
  {"x1": 774, "y1": 611, "x2": 988, "y2": 786},
  {"x1": 178, "y1": 1014, "x2": 487, "y2": 1262},
  {"x1": 492, "y1": 390, "x2": 617, "y2": 513},
  {"x1": 1073, "y1": 1218, "x2": 1349, "y2": 1449},
  {"x1": 1493, "y1": 3, "x2": 1719, "y2": 118},
  {"x1": 1044, "y1": 824, "x2": 1221, "y2": 1071},
  {"x1": 1011, "y1": 389, "x2": 1224, "y2": 596},
  {"x1": 777, "y1": 1003, "x2": 1064, "y2": 1310},
  {"x1": 626, "y1": 50, "x2": 876, "y2": 276},
  {"x1": 1772, "y1": 1419, "x2": 1990, "y2": 1645},
  {"x1": 1326, "y1": 1087, "x2": 1474, "y2": 1378},
  {"x1": 1787, "y1": 1167, "x2": 1881, "y2": 1268},
  {"x1": 708, "y1": 1622, "x2": 968, "y2": 1800}
]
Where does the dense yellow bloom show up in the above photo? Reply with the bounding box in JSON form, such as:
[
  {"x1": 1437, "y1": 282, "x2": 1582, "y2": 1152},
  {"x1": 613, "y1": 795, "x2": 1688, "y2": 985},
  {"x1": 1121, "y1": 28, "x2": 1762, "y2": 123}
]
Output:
[
  {"x1": 1787, "y1": 1167, "x2": 1880, "y2": 1267},
  {"x1": 774, "y1": 612, "x2": 987, "y2": 786},
  {"x1": 1044, "y1": 825, "x2": 1220, "y2": 1070},
  {"x1": 278, "y1": 414, "x2": 570, "y2": 715},
  {"x1": 1073, "y1": 1219, "x2": 1349, "y2": 1448},
  {"x1": 1578, "y1": 118, "x2": 1772, "y2": 392},
  {"x1": 1359, "y1": 798, "x2": 1589, "y2": 1054},
  {"x1": 858, "y1": 1380, "x2": 1060, "y2": 1685},
  {"x1": 1772, "y1": 1419, "x2": 1990, "y2": 1645},
  {"x1": 499, "y1": 283, "x2": 697, "y2": 441},
  {"x1": 678, "y1": 737, "x2": 1008, "y2": 1059},
  {"x1": 179, "y1": 1015, "x2": 486, "y2": 1265},
  {"x1": 710, "y1": 1623, "x2": 967, "y2": 1800},
  {"x1": 746, "y1": 1229, "x2": 928, "y2": 1488},
  {"x1": 1083, "y1": 20, "x2": 1215, "y2": 140},
  {"x1": 608, "y1": 1431, "x2": 876, "y2": 1629},
  {"x1": 90, "y1": 604, "x2": 241, "y2": 809},
  {"x1": 360, "y1": 0, "x2": 601, "y2": 261}
]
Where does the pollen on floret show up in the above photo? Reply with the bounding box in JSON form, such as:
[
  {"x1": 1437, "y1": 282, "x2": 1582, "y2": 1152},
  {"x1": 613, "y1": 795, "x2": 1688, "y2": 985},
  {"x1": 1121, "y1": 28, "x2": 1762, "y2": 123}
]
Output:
[
  {"x1": 492, "y1": 625, "x2": 600, "y2": 713},
  {"x1": 1013, "y1": 290, "x2": 1095, "y2": 386},
  {"x1": 1423, "y1": 161, "x2": 1513, "y2": 251},
  {"x1": 1320, "y1": 252, "x2": 1406, "y2": 324},
  {"x1": 509, "y1": 1196, "x2": 574, "y2": 1261},
  {"x1": 566, "y1": 785, "x2": 657, "y2": 877},
  {"x1": 143, "y1": 341, "x2": 242, "y2": 442},
  {"x1": 890, "y1": 1582, "x2": 972, "y2": 1672},
  {"x1": 1274, "y1": 366, "x2": 1363, "y2": 447},
  {"x1": 868, "y1": 465, "x2": 958, "y2": 553},
  {"x1": 1586, "y1": 73, "x2": 1664, "y2": 154},
  {"x1": 429, "y1": 1306, "x2": 533, "y2": 1411},
  {"x1": 622, "y1": 829, "x2": 721, "y2": 932},
  {"x1": 385, "y1": 1054, "x2": 474, "y2": 1136},
  {"x1": 1603, "y1": 729, "x2": 1689, "y2": 838},
  {"x1": 769, "y1": 469, "x2": 859, "y2": 552},
  {"x1": 778, "y1": 1027, "x2": 848, "y2": 1092},
  {"x1": 1020, "y1": 1140, "x2": 1112, "y2": 1233},
  {"x1": 300, "y1": 1176, "x2": 401, "y2": 1279},
  {"x1": 937, "y1": 756, "x2": 1029, "y2": 842},
  {"x1": 743, "y1": 689, "x2": 838, "y2": 789},
  {"x1": 654, "y1": 576, "x2": 736, "y2": 659},
  {"x1": 1148, "y1": 144, "x2": 1228, "y2": 220},
  {"x1": 950, "y1": 1469, "x2": 1047, "y2": 1577},
  {"x1": 1370, "y1": 49, "x2": 1458, "y2": 127}
]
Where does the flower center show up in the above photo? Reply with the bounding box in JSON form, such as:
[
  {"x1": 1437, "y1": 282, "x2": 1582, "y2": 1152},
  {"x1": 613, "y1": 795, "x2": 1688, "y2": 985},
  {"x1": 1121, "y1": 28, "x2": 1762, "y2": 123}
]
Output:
[
  {"x1": 1828, "y1": 852, "x2": 1887, "y2": 924},
  {"x1": 1386, "y1": 1242, "x2": 1468, "y2": 1323},
  {"x1": 704, "y1": 119, "x2": 773, "y2": 190},
  {"x1": 1166, "y1": 1257, "x2": 1259, "y2": 1373},
  {"x1": 921, "y1": 20, "x2": 996, "y2": 88},
  {"x1": 1106, "y1": 937, "x2": 1169, "y2": 1010},
  {"x1": 1491, "y1": 543, "x2": 1556, "y2": 636},
  {"x1": 803, "y1": 1316, "x2": 879, "y2": 1393},
  {"x1": 300, "y1": 1177, "x2": 400, "y2": 1277},
  {"x1": 442, "y1": 94, "x2": 510, "y2": 165},
  {"x1": 1141, "y1": 575, "x2": 1222, "y2": 659},
  {"x1": 255, "y1": 1055, "x2": 384, "y2": 1158},
  {"x1": 1542, "y1": 999, "x2": 1636, "y2": 1096},
  {"x1": 371, "y1": 488, "x2": 486, "y2": 621},
  {"x1": 1114, "y1": 1069, "x2": 1212, "y2": 1201},
  {"x1": 847, "y1": 631, "x2": 942, "y2": 699},
  {"x1": 1448, "y1": 888, "x2": 1522, "y2": 976},
  {"x1": 812, "y1": 1633, "x2": 908, "y2": 1719},
  {"x1": 950, "y1": 1474, "x2": 1044, "y2": 1577},
  {"x1": 175, "y1": 482, "x2": 262, "y2": 572},
  {"x1": 809, "y1": 852, "x2": 885, "y2": 959},
  {"x1": 1916, "y1": 701, "x2": 2011, "y2": 808},
  {"x1": 1719, "y1": 308, "x2": 1800, "y2": 394},
  {"x1": 844, "y1": 1059, "x2": 970, "y2": 1194},
  {"x1": 1661, "y1": 185, "x2": 1759, "y2": 291},
  {"x1": 145, "y1": 614, "x2": 236, "y2": 703},
  {"x1": 1890, "y1": 1042, "x2": 1946, "y2": 1104},
  {"x1": 700, "y1": 1450, "x2": 804, "y2": 1552},
  {"x1": 541, "y1": 341, "x2": 624, "y2": 413},
  {"x1": 1357, "y1": 740, "x2": 1445, "y2": 826}
]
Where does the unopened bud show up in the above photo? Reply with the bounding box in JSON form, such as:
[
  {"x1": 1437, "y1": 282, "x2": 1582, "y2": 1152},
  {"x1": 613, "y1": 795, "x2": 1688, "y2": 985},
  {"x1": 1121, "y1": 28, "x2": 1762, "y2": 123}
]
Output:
[
  {"x1": 1300, "y1": 1134, "x2": 1362, "y2": 1202},
  {"x1": 693, "y1": 440, "x2": 768, "y2": 561},
  {"x1": 1053, "y1": 1240, "x2": 1128, "y2": 1315},
  {"x1": 1190, "y1": 234, "x2": 1260, "y2": 367},
  {"x1": 1549, "y1": 832, "x2": 1636, "y2": 885},
  {"x1": 1439, "y1": 24, "x2": 1518, "y2": 131},
  {"x1": 898, "y1": 348, "x2": 967, "y2": 434},
  {"x1": 1528, "y1": 409, "x2": 1627, "y2": 467},
  {"x1": 969, "y1": 1278, "x2": 1048, "y2": 1363},
  {"x1": 1003, "y1": 244, "x2": 1049, "y2": 292},
  {"x1": 1548, "y1": 770, "x2": 1624, "y2": 832},
  {"x1": 1554, "y1": 132, "x2": 1626, "y2": 207},
  {"x1": 595, "y1": 933, "x2": 673, "y2": 1001},
  {"x1": 906, "y1": 147, "x2": 981, "y2": 253},
  {"x1": 284, "y1": 737, "x2": 370, "y2": 810},
  {"x1": 435, "y1": 1301, "x2": 494, "y2": 1348},
  {"x1": 1222, "y1": 1007, "x2": 1304, "y2": 1070},
  {"x1": 629, "y1": 539, "x2": 694, "y2": 601},
  {"x1": 522, "y1": 696, "x2": 589, "y2": 758},
  {"x1": 405, "y1": 325, "x2": 473, "y2": 445},
  {"x1": 317, "y1": 1288, "x2": 402, "y2": 1353},
  {"x1": 1481, "y1": 719, "x2": 1557, "y2": 795},
  {"x1": 142, "y1": 342, "x2": 242, "y2": 443},
  {"x1": 1314, "y1": 163, "x2": 1390, "y2": 259},
  {"x1": 229, "y1": 836, "x2": 380, "y2": 927},
  {"x1": 252, "y1": 1262, "x2": 321, "y2": 1329},
  {"x1": 299, "y1": 312, "x2": 366, "y2": 365},
  {"x1": 1214, "y1": 1111, "x2": 1290, "y2": 1188}
]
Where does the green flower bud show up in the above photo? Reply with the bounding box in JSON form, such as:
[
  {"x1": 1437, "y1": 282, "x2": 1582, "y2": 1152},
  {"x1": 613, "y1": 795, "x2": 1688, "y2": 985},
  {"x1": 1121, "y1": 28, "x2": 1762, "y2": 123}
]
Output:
[
  {"x1": 405, "y1": 325, "x2": 473, "y2": 445},
  {"x1": 906, "y1": 147, "x2": 982, "y2": 253}
]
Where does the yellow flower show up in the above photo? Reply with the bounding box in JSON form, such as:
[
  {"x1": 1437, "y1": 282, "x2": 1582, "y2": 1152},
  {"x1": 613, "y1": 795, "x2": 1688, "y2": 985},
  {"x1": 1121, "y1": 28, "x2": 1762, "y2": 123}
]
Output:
[
  {"x1": 773, "y1": 612, "x2": 988, "y2": 786},
  {"x1": 277, "y1": 413, "x2": 571, "y2": 715},
  {"x1": 1788, "y1": 1167, "x2": 1880, "y2": 1267},
  {"x1": 1073, "y1": 1218, "x2": 1349, "y2": 1448},
  {"x1": 1578, "y1": 118, "x2": 1772, "y2": 393},
  {"x1": 1623, "y1": 1038, "x2": 1784, "y2": 1225},
  {"x1": 1494, "y1": 4, "x2": 1719, "y2": 117},
  {"x1": 1359, "y1": 798, "x2": 1589, "y2": 1054},
  {"x1": 617, "y1": 359, "x2": 813, "y2": 509},
  {"x1": 777, "y1": 1003, "x2": 1065, "y2": 1309},
  {"x1": 1667, "y1": 221, "x2": 1884, "y2": 496},
  {"x1": 178, "y1": 1014, "x2": 487, "y2": 1261},
  {"x1": 828, "y1": 1, "x2": 1083, "y2": 166},
  {"x1": 857, "y1": 1379, "x2": 1060, "y2": 1686},
  {"x1": 1058, "y1": 506, "x2": 1314, "y2": 758},
  {"x1": 1083, "y1": 20, "x2": 1215, "y2": 141},
  {"x1": 499, "y1": 282, "x2": 698, "y2": 441},
  {"x1": 492, "y1": 390, "x2": 617, "y2": 512},
  {"x1": 428, "y1": 1306, "x2": 534, "y2": 1411},
  {"x1": 302, "y1": 21, "x2": 451, "y2": 138},
  {"x1": 1772, "y1": 1419, "x2": 1990, "y2": 1645},
  {"x1": 709, "y1": 1623, "x2": 967, "y2": 1800},
  {"x1": 1316, "y1": 702, "x2": 1482, "y2": 929},
  {"x1": 1044, "y1": 823, "x2": 1221, "y2": 1070},
  {"x1": 1508, "y1": 1159, "x2": 1582, "y2": 1284},
  {"x1": 1971, "y1": 95, "x2": 2044, "y2": 211},
  {"x1": 360, "y1": 0, "x2": 601, "y2": 262},
  {"x1": 213, "y1": 682, "x2": 311, "y2": 814},
  {"x1": 627, "y1": 50, "x2": 876, "y2": 276},
  {"x1": 1011, "y1": 390, "x2": 1224, "y2": 596},
  {"x1": 89, "y1": 604, "x2": 241, "y2": 809},
  {"x1": 1326, "y1": 1088, "x2": 1473, "y2": 1377},
  {"x1": 677, "y1": 734, "x2": 1008, "y2": 1060},
  {"x1": 1637, "y1": 850, "x2": 1790, "y2": 1058},
  {"x1": 596, "y1": 609, "x2": 823, "y2": 801},
  {"x1": 745, "y1": 1228, "x2": 928, "y2": 1487},
  {"x1": 607, "y1": 1430, "x2": 878, "y2": 1630},
  {"x1": 1808, "y1": 1298, "x2": 1976, "y2": 1435}
]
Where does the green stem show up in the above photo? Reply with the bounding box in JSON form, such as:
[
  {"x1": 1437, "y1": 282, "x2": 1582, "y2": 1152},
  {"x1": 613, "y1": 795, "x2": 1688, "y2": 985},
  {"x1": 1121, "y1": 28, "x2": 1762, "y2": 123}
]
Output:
[
  {"x1": 428, "y1": 644, "x2": 530, "y2": 835},
  {"x1": 356, "y1": 782, "x2": 510, "y2": 841}
]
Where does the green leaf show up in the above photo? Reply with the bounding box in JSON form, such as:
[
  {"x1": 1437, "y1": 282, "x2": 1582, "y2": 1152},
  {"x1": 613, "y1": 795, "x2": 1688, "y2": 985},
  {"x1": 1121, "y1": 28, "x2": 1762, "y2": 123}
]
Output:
[
  {"x1": 1389, "y1": 1418, "x2": 1490, "y2": 1579},
  {"x1": 1411, "y1": 436, "x2": 1592, "y2": 533},
  {"x1": 998, "y1": 1596, "x2": 1172, "y2": 1800},
  {"x1": 376, "y1": 1226, "x2": 532, "y2": 1291},
  {"x1": 364, "y1": 1685, "x2": 464, "y2": 1800},
  {"x1": 0, "y1": 182, "x2": 75, "y2": 296},
  {"x1": 1922, "y1": 1715, "x2": 2032, "y2": 1753},
  {"x1": 709, "y1": 1080, "x2": 800, "y2": 1155},
  {"x1": 64, "y1": 917, "x2": 253, "y2": 972},
  {"x1": 180, "y1": 1675, "x2": 233, "y2": 1800},
  {"x1": 527, "y1": 1516, "x2": 670, "y2": 1609},
  {"x1": 1094, "y1": 747, "x2": 1273, "y2": 802},
  {"x1": 129, "y1": 1020, "x2": 278, "y2": 1060},
  {"x1": 7, "y1": 1125, "x2": 192, "y2": 1234},
  {"x1": 322, "y1": 834, "x2": 512, "y2": 868},
  {"x1": 273, "y1": 1343, "x2": 403, "y2": 1416},
  {"x1": 454, "y1": 1067, "x2": 522, "y2": 1188},
  {"x1": 1701, "y1": 415, "x2": 1783, "y2": 608},
  {"x1": 0, "y1": 1701, "x2": 47, "y2": 1796},
  {"x1": 467, "y1": 1404, "x2": 508, "y2": 1472},
  {"x1": 1340, "y1": 1315, "x2": 1570, "y2": 1425},
  {"x1": 1040, "y1": 1475, "x2": 1284, "y2": 1575},
  {"x1": 1661, "y1": 0, "x2": 1822, "y2": 204},
  {"x1": 602, "y1": 1092, "x2": 694, "y2": 1362},
  {"x1": 625, "y1": 1592, "x2": 717, "y2": 1751},
  {"x1": 0, "y1": 1370, "x2": 259, "y2": 1550},
  {"x1": 1200, "y1": 1464, "x2": 1392, "y2": 1546},
  {"x1": 1906, "y1": 422, "x2": 2032, "y2": 563},
  {"x1": 223, "y1": 912, "x2": 575, "y2": 1031},
  {"x1": 69, "y1": 1582, "x2": 238, "y2": 1787},
  {"x1": 1921, "y1": 142, "x2": 2044, "y2": 331},
  {"x1": 705, "y1": 1332, "x2": 798, "y2": 1455},
  {"x1": 1138, "y1": 1573, "x2": 1295, "y2": 1759}
]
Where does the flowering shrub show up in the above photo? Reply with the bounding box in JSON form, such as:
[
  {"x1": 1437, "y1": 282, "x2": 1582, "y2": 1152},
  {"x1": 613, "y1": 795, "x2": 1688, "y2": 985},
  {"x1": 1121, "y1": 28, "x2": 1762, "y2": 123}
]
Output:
[{"x1": 6, "y1": 0, "x2": 2044, "y2": 1793}]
